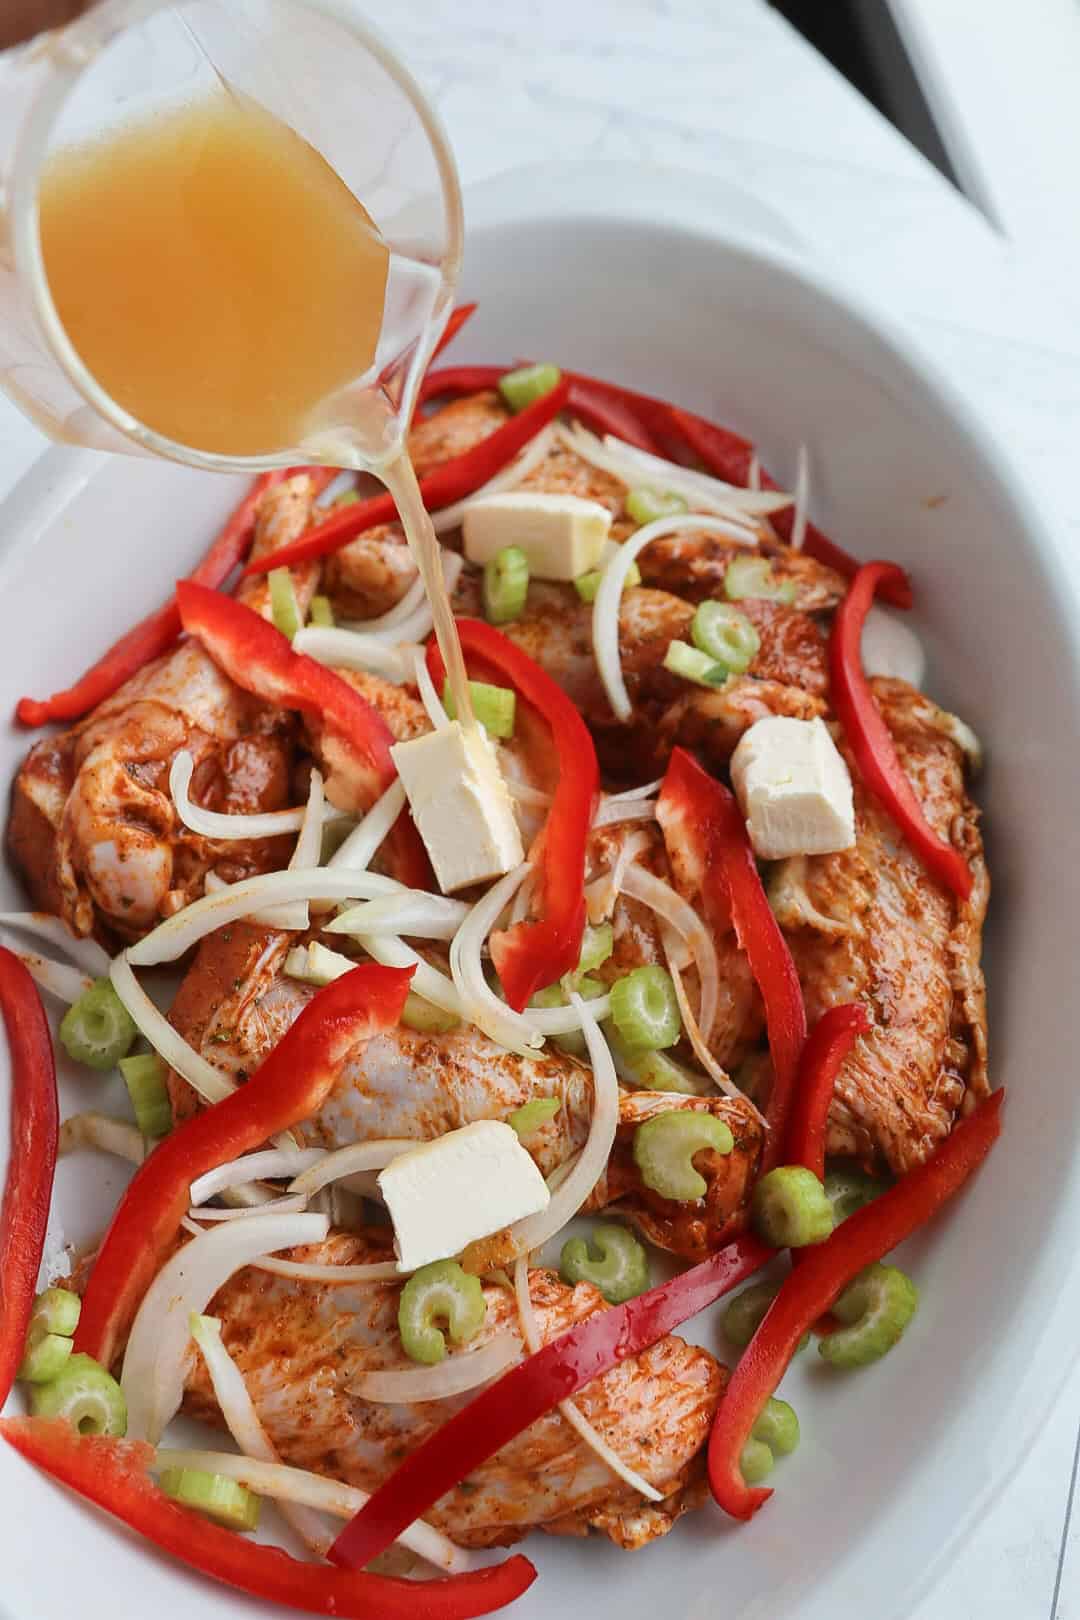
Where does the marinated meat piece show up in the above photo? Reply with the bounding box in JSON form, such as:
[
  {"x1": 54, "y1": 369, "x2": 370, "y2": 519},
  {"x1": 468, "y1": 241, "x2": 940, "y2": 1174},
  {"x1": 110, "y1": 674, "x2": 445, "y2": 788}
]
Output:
[
  {"x1": 185, "y1": 1232, "x2": 726, "y2": 1549},
  {"x1": 638, "y1": 530, "x2": 846, "y2": 612},
  {"x1": 7, "y1": 475, "x2": 321, "y2": 941},
  {"x1": 773, "y1": 679, "x2": 988, "y2": 1173}
]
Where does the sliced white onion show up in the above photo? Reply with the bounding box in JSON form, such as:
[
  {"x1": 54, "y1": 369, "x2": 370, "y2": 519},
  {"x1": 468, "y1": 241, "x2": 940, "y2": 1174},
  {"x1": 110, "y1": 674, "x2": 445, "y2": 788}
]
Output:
[
  {"x1": 355, "y1": 933, "x2": 465, "y2": 1022},
  {"x1": 617, "y1": 864, "x2": 717, "y2": 1043},
  {"x1": 600, "y1": 431, "x2": 791, "y2": 520},
  {"x1": 432, "y1": 423, "x2": 556, "y2": 534},
  {"x1": 202, "y1": 868, "x2": 301, "y2": 932},
  {"x1": 189, "y1": 1314, "x2": 332, "y2": 1557},
  {"x1": 254, "y1": 766, "x2": 326, "y2": 932},
  {"x1": 522, "y1": 992, "x2": 611, "y2": 1036},
  {"x1": 110, "y1": 954, "x2": 235, "y2": 1105},
  {"x1": 558, "y1": 422, "x2": 786, "y2": 522},
  {"x1": 508, "y1": 868, "x2": 535, "y2": 927},
  {"x1": 122, "y1": 1211, "x2": 329, "y2": 1443},
  {"x1": 449, "y1": 865, "x2": 542, "y2": 1056},
  {"x1": 603, "y1": 779, "x2": 662, "y2": 804},
  {"x1": 412, "y1": 645, "x2": 451, "y2": 731},
  {"x1": 190, "y1": 1149, "x2": 326, "y2": 1207},
  {"x1": 791, "y1": 442, "x2": 809, "y2": 551},
  {"x1": 328, "y1": 892, "x2": 468, "y2": 942},
  {"x1": 663, "y1": 935, "x2": 763, "y2": 1117},
  {"x1": 13, "y1": 949, "x2": 92, "y2": 1005},
  {"x1": 128, "y1": 868, "x2": 403, "y2": 967},
  {"x1": 592, "y1": 798, "x2": 657, "y2": 829},
  {"x1": 169, "y1": 751, "x2": 344, "y2": 842},
  {"x1": 513, "y1": 1255, "x2": 662, "y2": 1502},
  {"x1": 593, "y1": 513, "x2": 775, "y2": 724},
  {"x1": 292, "y1": 626, "x2": 417, "y2": 685},
  {"x1": 585, "y1": 829, "x2": 652, "y2": 926},
  {"x1": 0, "y1": 912, "x2": 109, "y2": 976},
  {"x1": 151, "y1": 1447, "x2": 475, "y2": 1573},
  {"x1": 288, "y1": 1138, "x2": 415, "y2": 1199},
  {"x1": 350, "y1": 1331, "x2": 521, "y2": 1404},
  {"x1": 327, "y1": 778, "x2": 407, "y2": 875},
  {"x1": 248, "y1": 1254, "x2": 401, "y2": 1284},
  {"x1": 356, "y1": 565, "x2": 427, "y2": 633},
  {"x1": 506, "y1": 991, "x2": 617, "y2": 1259},
  {"x1": 59, "y1": 1111, "x2": 145, "y2": 1164},
  {"x1": 186, "y1": 1194, "x2": 309, "y2": 1222}
]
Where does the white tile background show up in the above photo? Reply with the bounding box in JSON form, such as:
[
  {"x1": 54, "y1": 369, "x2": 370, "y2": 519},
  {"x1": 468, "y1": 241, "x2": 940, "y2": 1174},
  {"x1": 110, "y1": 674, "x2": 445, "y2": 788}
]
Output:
[{"x1": 1, "y1": 3, "x2": 1077, "y2": 1614}]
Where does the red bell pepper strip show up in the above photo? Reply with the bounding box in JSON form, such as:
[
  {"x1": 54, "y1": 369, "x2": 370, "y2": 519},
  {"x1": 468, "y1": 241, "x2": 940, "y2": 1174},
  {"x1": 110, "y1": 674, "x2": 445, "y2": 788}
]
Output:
[
  {"x1": 708, "y1": 1088, "x2": 1003, "y2": 1520},
  {"x1": 177, "y1": 581, "x2": 431, "y2": 888},
  {"x1": 657, "y1": 748, "x2": 806, "y2": 1173},
  {"x1": 831, "y1": 562, "x2": 973, "y2": 900},
  {"x1": 0, "y1": 1418, "x2": 533, "y2": 1619},
  {"x1": 0, "y1": 948, "x2": 57, "y2": 1409},
  {"x1": 426, "y1": 619, "x2": 598, "y2": 1009},
  {"x1": 75, "y1": 962, "x2": 412, "y2": 1369},
  {"x1": 330, "y1": 1232, "x2": 771, "y2": 1570},
  {"x1": 784, "y1": 1003, "x2": 869, "y2": 1181},
  {"x1": 14, "y1": 468, "x2": 297, "y2": 729},
  {"x1": 243, "y1": 378, "x2": 571, "y2": 578},
  {"x1": 417, "y1": 363, "x2": 667, "y2": 454},
  {"x1": 429, "y1": 301, "x2": 477, "y2": 366}
]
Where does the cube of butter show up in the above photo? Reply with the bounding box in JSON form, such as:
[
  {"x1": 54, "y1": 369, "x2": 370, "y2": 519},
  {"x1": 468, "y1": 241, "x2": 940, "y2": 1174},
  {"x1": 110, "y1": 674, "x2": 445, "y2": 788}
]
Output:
[
  {"x1": 390, "y1": 721, "x2": 524, "y2": 893},
  {"x1": 462, "y1": 492, "x2": 612, "y2": 580},
  {"x1": 730, "y1": 715, "x2": 855, "y2": 860},
  {"x1": 378, "y1": 1120, "x2": 551, "y2": 1272}
]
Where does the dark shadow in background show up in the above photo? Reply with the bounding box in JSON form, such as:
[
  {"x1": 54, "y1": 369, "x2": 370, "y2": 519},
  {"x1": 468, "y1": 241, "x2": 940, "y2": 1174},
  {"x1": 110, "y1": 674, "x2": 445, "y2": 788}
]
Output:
[{"x1": 770, "y1": 0, "x2": 964, "y2": 194}]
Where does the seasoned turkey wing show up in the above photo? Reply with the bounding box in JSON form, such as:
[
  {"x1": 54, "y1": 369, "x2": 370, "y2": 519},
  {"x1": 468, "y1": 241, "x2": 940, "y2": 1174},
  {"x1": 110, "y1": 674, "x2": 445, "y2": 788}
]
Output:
[
  {"x1": 771, "y1": 679, "x2": 988, "y2": 1173},
  {"x1": 186, "y1": 1231, "x2": 725, "y2": 1549},
  {"x1": 6, "y1": 474, "x2": 322, "y2": 941},
  {"x1": 166, "y1": 921, "x2": 763, "y2": 1255}
]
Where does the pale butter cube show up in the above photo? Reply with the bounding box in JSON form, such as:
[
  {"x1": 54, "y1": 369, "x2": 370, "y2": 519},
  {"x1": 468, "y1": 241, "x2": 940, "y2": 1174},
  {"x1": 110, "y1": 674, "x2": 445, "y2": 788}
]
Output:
[
  {"x1": 463, "y1": 492, "x2": 612, "y2": 580},
  {"x1": 378, "y1": 1120, "x2": 551, "y2": 1272},
  {"x1": 730, "y1": 715, "x2": 855, "y2": 860},
  {"x1": 390, "y1": 721, "x2": 523, "y2": 894}
]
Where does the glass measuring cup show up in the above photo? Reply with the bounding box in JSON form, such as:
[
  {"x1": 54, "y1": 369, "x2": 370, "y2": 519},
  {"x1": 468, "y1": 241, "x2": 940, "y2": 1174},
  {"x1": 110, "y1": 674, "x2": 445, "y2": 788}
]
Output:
[{"x1": 0, "y1": 0, "x2": 463, "y2": 471}]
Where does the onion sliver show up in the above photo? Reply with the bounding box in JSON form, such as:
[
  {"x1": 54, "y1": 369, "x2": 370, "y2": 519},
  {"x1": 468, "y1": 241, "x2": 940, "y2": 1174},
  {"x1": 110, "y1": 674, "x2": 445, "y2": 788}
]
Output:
[
  {"x1": 186, "y1": 1194, "x2": 309, "y2": 1222},
  {"x1": 249, "y1": 1254, "x2": 401, "y2": 1284},
  {"x1": 505, "y1": 991, "x2": 617, "y2": 1259},
  {"x1": 593, "y1": 513, "x2": 777, "y2": 723},
  {"x1": 663, "y1": 939, "x2": 764, "y2": 1118},
  {"x1": 618, "y1": 864, "x2": 718, "y2": 1042},
  {"x1": 355, "y1": 933, "x2": 465, "y2": 1022},
  {"x1": 328, "y1": 892, "x2": 468, "y2": 942},
  {"x1": 558, "y1": 422, "x2": 782, "y2": 523},
  {"x1": 151, "y1": 1447, "x2": 475, "y2": 1574},
  {"x1": 190, "y1": 1150, "x2": 326, "y2": 1207},
  {"x1": 169, "y1": 751, "x2": 343, "y2": 842},
  {"x1": 413, "y1": 645, "x2": 451, "y2": 732},
  {"x1": 0, "y1": 911, "x2": 109, "y2": 976},
  {"x1": 127, "y1": 868, "x2": 404, "y2": 967},
  {"x1": 356, "y1": 552, "x2": 464, "y2": 648},
  {"x1": 522, "y1": 992, "x2": 611, "y2": 1036},
  {"x1": 585, "y1": 829, "x2": 652, "y2": 926},
  {"x1": 512, "y1": 1256, "x2": 662, "y2": 1502},
  {"x1": 449, "y1": 865, "x2": 542, "y2": 1055},
  {"x1": 254, "y1": 766, "x2": 326, "y2": 931},
  {"x1": 603, "y1": 779, "x2": 662, "y2": 805},
  {"x1": 288, "y1": 1138, "x2": 415, "y2": 1199},
  {"x1": 349, "y1": 1331, "x2": 521, "y2": 1404},
  {"x1": 12, "y1": 949, "x2": 91, "y2": 1005},
  {"x1": 122, "y1": 1212, "x2": 329, "y2": 1442},
  {"x1": 292, "y1": 626, "x2": 417, "y2": 684},
  {"x1": 110, "y1": 954, "x2": 235, "y2": 1105},
  {"x1": 592, "y1": 798, "x2": 657, "y2": 830},
  {"x1": 59, "y1": 1111, "x2": 144, "y2": 1164},
  {"x1": 328, "y1": 778, "x2": 408, "y2": 876},
  {"x1": 432, "y1": 424, "x2": 556, "y2": 534},
  {"x1": 190, "y1": 1315, "x2": 331, "y2": 1557},
  {"x1": 597, "y1": 429, "x2": 791, "y2": 518}
]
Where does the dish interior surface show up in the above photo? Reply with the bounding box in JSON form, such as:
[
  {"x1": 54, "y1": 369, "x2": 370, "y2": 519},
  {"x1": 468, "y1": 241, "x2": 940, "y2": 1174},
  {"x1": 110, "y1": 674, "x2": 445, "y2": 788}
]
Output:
[{"x1": 2, "y1": 185, "x2": 1079, "y2": 1620}]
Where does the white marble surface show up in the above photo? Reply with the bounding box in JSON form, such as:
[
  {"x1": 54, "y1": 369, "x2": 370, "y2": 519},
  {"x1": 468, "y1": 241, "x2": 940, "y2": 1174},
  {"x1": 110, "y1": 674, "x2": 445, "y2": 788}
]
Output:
[{"x1": 2, "y1": 2, "x2": 1079, "y2": 1615}]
